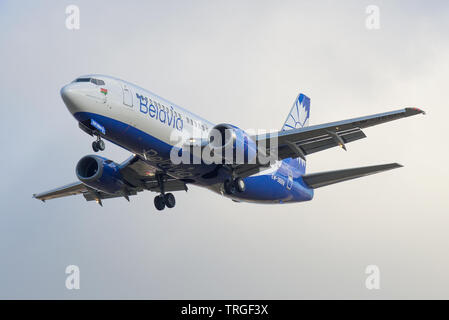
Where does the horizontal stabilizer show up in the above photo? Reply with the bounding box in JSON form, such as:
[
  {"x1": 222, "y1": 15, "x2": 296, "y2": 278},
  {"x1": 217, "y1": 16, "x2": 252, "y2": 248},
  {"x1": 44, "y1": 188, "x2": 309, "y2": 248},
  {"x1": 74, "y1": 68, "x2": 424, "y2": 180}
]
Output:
[{"x1": 302, "y1": 163, "x2": 403, "y2": 189}]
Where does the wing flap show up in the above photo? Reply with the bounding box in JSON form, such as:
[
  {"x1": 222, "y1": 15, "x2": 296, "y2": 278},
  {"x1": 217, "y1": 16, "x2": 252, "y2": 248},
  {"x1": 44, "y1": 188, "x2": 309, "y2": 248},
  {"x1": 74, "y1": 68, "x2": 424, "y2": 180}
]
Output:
[
  {"x1": 301, "y1": 128, "x2": 367, "y2": 154},
  {"x1": 277, "y1": 127, "x2": 367, "y2": 159},
  {"x1": 302, "y1": 163, "x2": 403, "y2": 189},
  {"x1": 82, "y1": 189, "x2": 138, "y2": 201},
  {"x1": 144, "y1": 179, "x2": 187, "y2": 192}
]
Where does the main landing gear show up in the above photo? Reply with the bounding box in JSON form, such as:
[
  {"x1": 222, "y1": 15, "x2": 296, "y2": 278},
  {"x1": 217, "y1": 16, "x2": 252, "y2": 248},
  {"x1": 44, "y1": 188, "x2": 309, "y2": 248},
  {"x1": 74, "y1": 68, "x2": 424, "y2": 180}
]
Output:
[
  {"x1": 224, "y1": 177, "x2": 246, "y2": 195},
  {"x1": 154, "y1": 193, "x2": 176, "y2": 211},
  {"x1": 153, "y1": 173, "x2": 176, "y2": 211},
  {"x1": 92, "y1": 136, "x2": 105, "y2": 152}
]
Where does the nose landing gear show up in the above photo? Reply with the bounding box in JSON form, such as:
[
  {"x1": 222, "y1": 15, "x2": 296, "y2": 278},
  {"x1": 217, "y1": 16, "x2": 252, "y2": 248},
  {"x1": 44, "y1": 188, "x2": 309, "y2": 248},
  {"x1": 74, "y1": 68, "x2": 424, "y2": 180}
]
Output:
[{"x1": 92, "y1": 136, "x2": 105, "y2": 152}]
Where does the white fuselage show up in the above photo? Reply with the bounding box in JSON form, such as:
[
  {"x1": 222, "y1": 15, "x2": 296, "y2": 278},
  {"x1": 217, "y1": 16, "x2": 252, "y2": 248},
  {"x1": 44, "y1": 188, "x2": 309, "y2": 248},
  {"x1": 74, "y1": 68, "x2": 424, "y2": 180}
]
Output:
[{"x1": 60, "y1": 74, "x2": 313, "y2": 204}]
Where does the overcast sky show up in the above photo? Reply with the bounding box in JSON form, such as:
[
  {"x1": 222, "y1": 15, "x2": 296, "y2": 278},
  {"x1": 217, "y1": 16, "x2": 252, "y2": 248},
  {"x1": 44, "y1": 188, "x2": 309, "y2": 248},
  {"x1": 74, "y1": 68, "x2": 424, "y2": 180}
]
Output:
[{"x1": 0, "y1": 0, "x2": 448, "y2": 299}]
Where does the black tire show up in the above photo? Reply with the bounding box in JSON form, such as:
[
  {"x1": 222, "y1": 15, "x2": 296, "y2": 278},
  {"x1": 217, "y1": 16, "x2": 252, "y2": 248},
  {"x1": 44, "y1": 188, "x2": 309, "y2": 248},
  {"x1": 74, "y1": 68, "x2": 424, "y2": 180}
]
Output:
[
  {"x1": 92, "y1": 141, "x2": 99, "y2": 152},
  {"x1": 224, "y1": 179, "x2": 236, "y2": 195},
  {"x1": 164, "y1": 193, "x2": 176, "y2": 208},
  {"x1": 97, "y1": 140, "x2": 105, "y2": 151},
  {"x1": 154, "y1": 195, "x2": 165, "y2": 211},
  {"x1": 234, "y1": 177, "x2": 246, "y2": 193}
]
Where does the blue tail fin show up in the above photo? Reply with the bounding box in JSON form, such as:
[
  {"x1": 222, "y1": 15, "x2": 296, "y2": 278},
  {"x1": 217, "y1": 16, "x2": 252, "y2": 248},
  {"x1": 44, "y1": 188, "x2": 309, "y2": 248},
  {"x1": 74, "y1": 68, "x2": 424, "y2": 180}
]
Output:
[
  {"x1": 282, "y1": 93, "x2": 311, "y2": 131},
  {"x1": 281, "y1": 93, "x2": 310, "y2": 174}
]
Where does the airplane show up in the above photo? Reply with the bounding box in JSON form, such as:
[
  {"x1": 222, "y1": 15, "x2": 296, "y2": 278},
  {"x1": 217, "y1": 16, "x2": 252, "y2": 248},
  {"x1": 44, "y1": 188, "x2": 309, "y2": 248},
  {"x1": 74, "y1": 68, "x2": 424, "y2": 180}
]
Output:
[{"x1": 33, "y1": 75, "x2": 425, "y2": 210}]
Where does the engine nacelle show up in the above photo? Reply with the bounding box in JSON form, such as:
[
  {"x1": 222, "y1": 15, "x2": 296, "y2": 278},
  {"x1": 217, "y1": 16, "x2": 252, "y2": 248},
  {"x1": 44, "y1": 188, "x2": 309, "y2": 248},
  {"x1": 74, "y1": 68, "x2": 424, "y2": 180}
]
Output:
[
  {"x1": 208, "y1": 124, "x2": 257, "y2": 164},
  {"x1": 76, "y1": 155, "x2": 125, "y2": 194}
]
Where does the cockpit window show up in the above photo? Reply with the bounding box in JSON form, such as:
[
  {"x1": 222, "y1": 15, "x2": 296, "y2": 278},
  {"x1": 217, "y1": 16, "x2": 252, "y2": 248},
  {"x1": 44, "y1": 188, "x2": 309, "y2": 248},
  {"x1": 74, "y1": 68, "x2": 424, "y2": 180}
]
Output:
[
  {"x1": 75, "y1": 78, "x2": 91, "y2": 82},
  {"x1": 74, "y1": 78, "x2": 105, "y2": 85},
  {"x1": 91, "y1": 78, "x2": 105, "y2": 85}
]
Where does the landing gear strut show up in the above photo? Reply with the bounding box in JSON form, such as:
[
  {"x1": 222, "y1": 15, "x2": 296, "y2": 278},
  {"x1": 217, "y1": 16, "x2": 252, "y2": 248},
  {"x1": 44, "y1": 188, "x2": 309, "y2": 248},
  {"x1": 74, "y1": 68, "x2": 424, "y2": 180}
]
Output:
[
  {"x1": 153, "y1": 174, "x2": 176, "y2": 211},
  {"x1": 92, "y1": 136, "x2": 105, "y2": 152},
  {"x1": 224, "y1": 177, "x2": 246, "y2": 195}
]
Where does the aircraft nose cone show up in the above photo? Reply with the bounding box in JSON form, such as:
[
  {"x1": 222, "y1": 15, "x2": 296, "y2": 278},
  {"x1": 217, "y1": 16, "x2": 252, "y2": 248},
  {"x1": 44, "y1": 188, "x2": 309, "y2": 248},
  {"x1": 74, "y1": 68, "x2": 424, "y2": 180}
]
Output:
[
  {"x1": 60, "y1": 84, "x2": 81, "y2": 114},
  {"x1": 60, "y1": 84, "x2": 74, "y2": 101}
]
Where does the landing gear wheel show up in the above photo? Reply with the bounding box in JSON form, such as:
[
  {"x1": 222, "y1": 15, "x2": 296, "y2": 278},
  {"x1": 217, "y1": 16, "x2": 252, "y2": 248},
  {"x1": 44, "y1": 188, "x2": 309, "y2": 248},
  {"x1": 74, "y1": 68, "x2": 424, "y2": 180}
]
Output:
[
  {"x1": 92, "y1": 138, "x2": 105, "y2": 152},
  {"x1": 92, "y1": 141, "x2": 99, "y2": 152},
  {"x1": 224, "y1": 179, "x2": 236, "y2": 195},
  {"x1": 164, "y1": 193, "x2": 176, "y2": 208},
  {"x1": 97, "y1": 139, "x2": 105, "y2": 151},
  {"x1": 234, "y1": 178, "x2": 246, "y2": 193},
  {"x1": 154, "y1": 195, "x2": 166, "y2": 211}
]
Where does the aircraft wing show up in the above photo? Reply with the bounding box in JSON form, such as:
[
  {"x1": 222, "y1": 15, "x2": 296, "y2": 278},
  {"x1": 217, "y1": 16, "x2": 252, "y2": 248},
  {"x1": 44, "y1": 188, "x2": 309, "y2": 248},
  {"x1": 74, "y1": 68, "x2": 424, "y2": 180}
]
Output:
[
  {"x1": 33, "y1": 182, "x2": 90, "y2": 201},
  {"x1": 33, "y1": 155, "x2": 187, "y2": 204},
  {"x1": 249, "y1": 107, "x2": 424, "y2": 165}
]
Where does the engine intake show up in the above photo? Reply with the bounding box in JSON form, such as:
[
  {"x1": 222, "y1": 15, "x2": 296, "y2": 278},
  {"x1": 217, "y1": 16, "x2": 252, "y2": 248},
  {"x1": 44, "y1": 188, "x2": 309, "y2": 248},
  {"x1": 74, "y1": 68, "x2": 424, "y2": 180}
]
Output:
[
  {"x1": 76, "y1": 155, "x2": 125, "y2": 194},
  {"x1": 208, "y1": 124, "x2": 257, "y2": 164}
]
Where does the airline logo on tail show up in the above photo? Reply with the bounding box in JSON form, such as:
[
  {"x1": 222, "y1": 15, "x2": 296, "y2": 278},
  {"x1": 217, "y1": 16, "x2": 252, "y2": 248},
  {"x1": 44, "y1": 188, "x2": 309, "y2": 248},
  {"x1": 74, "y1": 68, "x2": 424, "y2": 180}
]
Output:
[
  {"x1": 280, "y1": 93, "x2": 311, "y2": 175},
  {"x1": 282, "y1": 94, "x2": 310, "y2": 131}
]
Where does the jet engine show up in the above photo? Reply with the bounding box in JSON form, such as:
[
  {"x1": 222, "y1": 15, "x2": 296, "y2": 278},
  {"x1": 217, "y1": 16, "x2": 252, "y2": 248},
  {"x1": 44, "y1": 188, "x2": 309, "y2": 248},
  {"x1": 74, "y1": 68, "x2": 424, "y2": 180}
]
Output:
[
  {"x1": 208, "y1": 124, "x2": 257, "y2": 164},
  {"x1": 76, "y1": 155, "x2": 125, "y2": 194}
]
